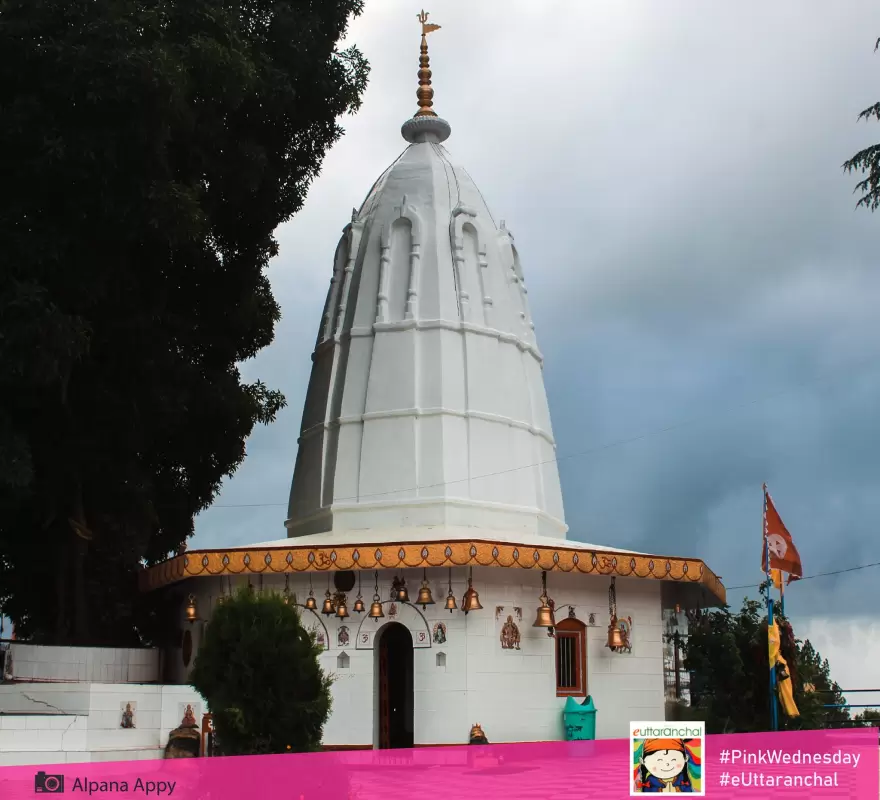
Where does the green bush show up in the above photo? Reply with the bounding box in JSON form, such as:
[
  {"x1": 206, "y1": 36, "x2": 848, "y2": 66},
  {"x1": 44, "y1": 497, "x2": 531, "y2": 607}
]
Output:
[{"x1": 190, "y1": 588, "x2": 332, "y2": 755}]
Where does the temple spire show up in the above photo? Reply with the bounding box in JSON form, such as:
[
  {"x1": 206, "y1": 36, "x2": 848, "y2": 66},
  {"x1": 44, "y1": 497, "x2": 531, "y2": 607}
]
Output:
[{"x1": 415, "y1": 10, "x2": 441, "y2": 118}]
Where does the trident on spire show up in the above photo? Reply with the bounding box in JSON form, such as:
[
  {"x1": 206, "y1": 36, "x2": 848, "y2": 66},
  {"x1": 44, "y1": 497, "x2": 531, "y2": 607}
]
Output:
[{"x1": 415, "y1": 10, "x2": 441, "y2": 118}]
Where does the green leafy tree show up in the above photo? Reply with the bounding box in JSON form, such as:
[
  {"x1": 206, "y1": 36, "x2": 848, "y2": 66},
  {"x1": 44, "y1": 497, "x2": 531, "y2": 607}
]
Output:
[
  {"x1": 0, "y1": 0, "x2": 369, "y2": 644},
  {"x1": 843, "y1": 38, "x2": 880, "y2": 210},
  {"x1": 190, "y1": 588, "x2": 333, "y2": 755},
  {"x1": 682, "y1": 595, "x2": 850, "y2": 733},
  {"x1": 852, "y1": 708, "x2": 880, "y2": 728}
]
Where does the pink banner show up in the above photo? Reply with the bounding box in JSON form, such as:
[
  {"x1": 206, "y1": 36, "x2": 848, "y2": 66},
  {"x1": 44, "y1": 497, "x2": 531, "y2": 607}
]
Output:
[{"x1": 0, "y1": 728, "x2": 875, "y2": 798}]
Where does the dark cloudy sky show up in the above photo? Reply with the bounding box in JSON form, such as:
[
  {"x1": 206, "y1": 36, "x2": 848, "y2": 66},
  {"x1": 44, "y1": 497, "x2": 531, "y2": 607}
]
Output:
[{"x1": 192, "y1": 1, "x2": 880, "y2": 690}]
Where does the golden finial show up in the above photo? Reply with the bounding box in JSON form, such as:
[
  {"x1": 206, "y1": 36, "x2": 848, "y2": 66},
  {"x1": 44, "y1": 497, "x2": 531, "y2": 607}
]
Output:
[{"x1": 415, "y1": 10, "x2": 441, "y2": 118}]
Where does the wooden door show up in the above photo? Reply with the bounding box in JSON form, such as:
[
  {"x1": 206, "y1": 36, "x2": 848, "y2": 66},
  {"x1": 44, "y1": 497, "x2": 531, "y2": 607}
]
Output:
[{"x1": 379, "y1": 635, "x2": 390, "y2": 748}]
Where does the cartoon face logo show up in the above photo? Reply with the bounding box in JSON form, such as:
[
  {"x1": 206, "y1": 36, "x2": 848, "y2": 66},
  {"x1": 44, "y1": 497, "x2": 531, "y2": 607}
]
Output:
[
  {"x1": 767, "y1": 534, "x2": 787, "y2": 559},
  {"x1": 642, "y1": 748, "x2": 687, "y2": 781}
]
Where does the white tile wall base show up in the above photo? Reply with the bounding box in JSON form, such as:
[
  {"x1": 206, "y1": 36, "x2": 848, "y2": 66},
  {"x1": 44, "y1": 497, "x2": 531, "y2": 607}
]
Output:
[
  {"x1": 180, "y1": 567, "x2": 669, "y2": 748},
  {"x1": 0, "y1": 684, "x2": 203, "y2": 767},
  {"x1": 3, "y1": 644, "x2": 159, "y2": 683}
]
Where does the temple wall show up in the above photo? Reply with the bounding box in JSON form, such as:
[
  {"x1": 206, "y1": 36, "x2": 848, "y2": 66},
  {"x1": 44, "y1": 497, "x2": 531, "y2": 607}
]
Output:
[
  {"x1": 182, "y1": 567, "x2": 666, "y2": 747},
  {"x1": 0, "y1": 683, "x2": 203, "y2": 766}
]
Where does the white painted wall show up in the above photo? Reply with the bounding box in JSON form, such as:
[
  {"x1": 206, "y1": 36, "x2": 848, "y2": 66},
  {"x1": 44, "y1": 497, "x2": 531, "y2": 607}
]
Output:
[
  {"x1": 0, "y1": 683, "x2": 203, "y2": 766},
  {"x1": 3, "y1": 644, "x2": 159, "y2": 683},
  {"x1": 184, "y1": 567, "x2": 666, "y2": 747}
]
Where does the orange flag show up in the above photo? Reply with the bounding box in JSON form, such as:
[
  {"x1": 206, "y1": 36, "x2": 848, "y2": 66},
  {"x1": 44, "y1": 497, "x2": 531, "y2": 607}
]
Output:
[{"x1": 761, "y1": 486, "x2": 803, "y2": 582}]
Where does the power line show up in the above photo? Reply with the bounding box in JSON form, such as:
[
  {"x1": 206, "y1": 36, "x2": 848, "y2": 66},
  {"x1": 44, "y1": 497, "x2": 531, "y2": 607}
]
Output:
[
  {"x1": 211, "y1": 351, "x2": 880, "y2": 509},
  {"x1": 724, "y1": 560, "x2": 880, "y2": 591}
]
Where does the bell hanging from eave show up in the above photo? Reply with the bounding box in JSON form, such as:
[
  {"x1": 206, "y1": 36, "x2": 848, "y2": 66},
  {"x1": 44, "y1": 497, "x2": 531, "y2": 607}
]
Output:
[
  {"x1": 369, "y1": 595, "x2": 385, "y2": 620},
  {"x1": 533, "y1": 602, "x2": 555, "y2": 629},
  {"x1": 353, "y1": 570, "x2": 365, "y2": 613},
  {"x1": 444, "y1": 567, "x2": 457, "y2": 613},
  {"x1": 394, "y1": 576, "x2": 410, "y2": 603},
  {"x1": 417, "y1": 569, "x2": 434, "y2": 609},
  {"x1": 532, "y1": 571, "x2": 555, "y2": 630},
  {"x1": 460, "y1": 569, "x2": 482, "y2": 614},
  {"x1": 606, "y1": 617, "x2": 625, "y2": 651},
  {"x1": 185, "y1": 595, "x2": 198, "y2": 623}
]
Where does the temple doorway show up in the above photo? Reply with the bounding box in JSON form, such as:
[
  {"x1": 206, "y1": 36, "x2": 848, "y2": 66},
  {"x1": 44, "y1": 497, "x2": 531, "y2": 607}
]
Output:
[{"x1": 377, "y1": 622, "x2": 414, "y2": 749}]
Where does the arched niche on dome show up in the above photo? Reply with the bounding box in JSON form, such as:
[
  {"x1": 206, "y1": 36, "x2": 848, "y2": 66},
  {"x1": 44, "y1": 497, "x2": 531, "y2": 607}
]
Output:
[
  {"x1": 462, "y1": 221, "x2": 492, "y2": 328},
  {"x1": 450, "y1": 205, "x2": 491, "y2": 325},
  {"x1": 330, "y1": 220, "x2": 366, "y2": 338},
  {"x1": 387, "y1": 217, "x2": 413, "y2": 323},
  {"x1": 505, "y1": 241, "x2": 534, "y2": 339},
  {"x1": 377, "y1": 209, "x2": 423, "y2": 324},
  {"x1": 353, "y1": 602, "x2": 432, "y2": 650},
  {"x1": 320, "y1": 235, "x2": 349, "y2": 343}
]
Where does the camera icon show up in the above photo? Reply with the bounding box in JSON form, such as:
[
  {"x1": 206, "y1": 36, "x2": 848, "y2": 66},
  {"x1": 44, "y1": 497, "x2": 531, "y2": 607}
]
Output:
[{"x1": 34, "y1": 771, "x2": 65, "y2": 793}]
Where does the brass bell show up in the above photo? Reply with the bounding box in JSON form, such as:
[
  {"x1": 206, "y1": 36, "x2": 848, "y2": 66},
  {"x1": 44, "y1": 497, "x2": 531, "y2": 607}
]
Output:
[
  {"x1": 185, "y1": 595, "x2": 197, "y2": 623},
  {"x1": 321, "y1": 592, "x2": 335, "y2": 615},
  {"x1": 444, "y1": 590, "x2": 457, "y2": 613},
  {"x1": 335, "y1": 595, "x2": 349, "y2": 618},
  {"x1": 417, "y1": 585, "x2": 434, "y2": 608},
  {"x1": 396, "y1": 580, "x2": 410, "y2": 603},
  {"x1": 305, "y1": 592, "x2": 317, "y2": 611},
  {"x1": 353, "y1": 595, "x2": 365, "y2": 613},
  {"x1": 533, "y1": 601, "x2": 555, "y2": 629},
  {"x1": 368, "y1": 596, "x2": 385, "y2": 619},
  {"x1": 417, "y1": 569, "x2": 435, "y2": 609},
  {"x1": 606, "y1": 617, "x2": 625, "y2": 651},
  {"x1": 460, "y1": 585, "x2": 483, "y2": 614}
]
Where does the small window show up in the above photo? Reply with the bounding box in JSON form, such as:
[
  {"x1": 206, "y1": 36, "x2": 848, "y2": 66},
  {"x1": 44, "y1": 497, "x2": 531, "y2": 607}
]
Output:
[
  {"x1": 436, "y1": 652, "x2": 446, "y2": 668},
  {"x1": 555, "y1": 618, "x2": 587, "y2": 697},
  {"x1": 337, "y1": 651, "x2": 350, "y2": 670}
]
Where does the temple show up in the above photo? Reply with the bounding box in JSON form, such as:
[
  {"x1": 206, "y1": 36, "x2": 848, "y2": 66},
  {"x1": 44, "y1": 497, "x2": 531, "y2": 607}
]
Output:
[
  {"x1": 0, "y1": 11, "x2": 724, "y2": 763},
  {"x1": 141, "y1": 11, "x2": 724, "y2": 748}
]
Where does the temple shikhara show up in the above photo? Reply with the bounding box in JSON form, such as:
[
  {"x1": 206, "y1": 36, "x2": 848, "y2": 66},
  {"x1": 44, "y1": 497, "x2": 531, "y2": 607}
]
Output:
[{"x1": 0, "y1": 12, "x2": 724, "y2": 762}]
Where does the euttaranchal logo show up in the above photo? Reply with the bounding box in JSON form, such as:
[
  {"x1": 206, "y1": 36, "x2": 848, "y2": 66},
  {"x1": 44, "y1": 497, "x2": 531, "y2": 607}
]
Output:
[{"x1": 630, "y1": 720, "x2": 706, "y2": 795}]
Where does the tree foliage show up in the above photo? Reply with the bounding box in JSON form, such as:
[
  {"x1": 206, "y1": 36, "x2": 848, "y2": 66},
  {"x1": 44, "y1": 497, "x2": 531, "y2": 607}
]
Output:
[
  {"x1": 843, "y1": 37, "x2": 880, "y2": 210},
  {"x1": 679, "y1": 595, "x2": 849, "y2": 734},
  {"x1": 0, "y1": 0, "x2": 368, "y2": 644},
  {"x1": 852, "y1": 708, "x2": 880, "y2": 728},
  {"x1": 189, "y1": 588, "x2": 333, "y2": 755}
]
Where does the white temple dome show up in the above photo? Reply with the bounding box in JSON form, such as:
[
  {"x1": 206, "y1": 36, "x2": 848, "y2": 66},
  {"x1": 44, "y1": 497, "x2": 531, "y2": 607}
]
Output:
[{"x1": 286, "y1": 34, "x2": 566, "y2": 542}]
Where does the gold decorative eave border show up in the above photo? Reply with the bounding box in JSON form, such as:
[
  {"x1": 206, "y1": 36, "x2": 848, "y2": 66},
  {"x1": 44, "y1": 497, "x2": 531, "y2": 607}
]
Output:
[{"x1": 138, "y1": 539, "x2": 726, "y2": 606}]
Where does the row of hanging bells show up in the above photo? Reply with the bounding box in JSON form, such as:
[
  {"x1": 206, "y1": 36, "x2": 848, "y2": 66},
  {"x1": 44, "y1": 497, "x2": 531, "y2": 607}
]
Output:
[
  {"x1": 207, "y1": 566, "x2": 489, "y2": 621},
  {"x1": 530, "y1": 571, "x2": 626, "y2": 650},
  {"x1": 365, "y1": 567, "x2": 483, "y2": 619},
  {"x1": 199, "y1": 568, "x2": 625, "y2": 651}
]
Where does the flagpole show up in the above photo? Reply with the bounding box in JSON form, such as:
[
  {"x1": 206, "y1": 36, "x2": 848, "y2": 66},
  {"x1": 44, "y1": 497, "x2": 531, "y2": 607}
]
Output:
[
  {"x1": 763, "y1": 484, "x2": 779, "y2": 732},
  {"x1": 779, "y1": 576, "x2": 785, "y2": 618}
]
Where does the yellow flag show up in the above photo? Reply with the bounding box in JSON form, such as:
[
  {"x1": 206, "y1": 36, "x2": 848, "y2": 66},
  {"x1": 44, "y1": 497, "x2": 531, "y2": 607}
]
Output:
[
  {"x1": 768, "y1": 620, "x2": 800, "y2": 717},
  {"x1": 768, "y1": 620, "x2": 780, "y2": 666},
  {"x1": 770, "y1": 569, "x2": 783, "y2": 590}
]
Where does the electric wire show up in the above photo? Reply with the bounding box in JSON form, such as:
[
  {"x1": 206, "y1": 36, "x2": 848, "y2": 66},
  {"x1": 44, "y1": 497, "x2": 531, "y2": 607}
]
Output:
[
  {"x1": 724, "y1": 560, "x2": 880, "y2": 592},
  {"x1": 213, "y1": 351, "x2": 880, "y2": 509}
]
